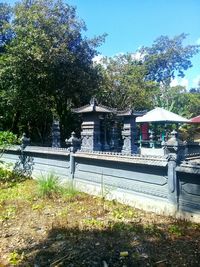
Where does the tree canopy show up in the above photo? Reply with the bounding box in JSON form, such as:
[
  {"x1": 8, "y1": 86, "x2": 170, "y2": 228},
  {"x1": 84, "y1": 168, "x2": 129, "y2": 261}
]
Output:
[
  {"x1": 96, "y1": 54, "x2": 158, "y2": 110},
  {"x1": 140, "y1": 34, "x2": 200, "y2": 86},
  {"x1": 0, "y1": 2, "x2": 13, "y2": 53},
  {"x1": 0, "y1": 1, "x2": 199, "y2": 143},
  {"x1": 0, "y1": 0, "x2": 105, "y2": 143}
]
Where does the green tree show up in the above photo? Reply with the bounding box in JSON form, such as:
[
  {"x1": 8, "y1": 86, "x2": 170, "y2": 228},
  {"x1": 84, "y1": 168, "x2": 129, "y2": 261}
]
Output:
[
  {"x1": 140, "y1": 33, "x2": 200, "y2": 86},
  {"x1": 0, "y1": 0, "x2": 105, "y2": 143},
  {"x1": 0, "y1": 2, "x2": 13, "y2": 53},
  {"x1": 139, "y1": 34, "x2": 200, "y2": 111},
  {"x1": 96, "y1": 53, "x2": 158, "y2": 110}
]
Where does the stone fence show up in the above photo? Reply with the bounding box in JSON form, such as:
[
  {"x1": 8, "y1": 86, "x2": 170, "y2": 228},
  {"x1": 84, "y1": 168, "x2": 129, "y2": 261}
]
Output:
[{"x1": 2, "y1": 135, "x2": 200, "y2": 222}]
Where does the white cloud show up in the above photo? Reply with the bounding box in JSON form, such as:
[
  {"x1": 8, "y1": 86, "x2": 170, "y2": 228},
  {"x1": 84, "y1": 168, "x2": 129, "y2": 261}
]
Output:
[
  {"x1": 196, "y1": 37, "x2": 200, "y2": 45},
  {"x1": 170, "y1": 78, "x2": 189, "y2": 89},
  {"x1": 92, "y1": 54, "x2": 104, "y2": 64},
  {"x1": 131, "y1": 51, "x2": 144, "y2": 61},
  {"x1": 192, "y1": 74, "x2": 200, "y2": 88}
]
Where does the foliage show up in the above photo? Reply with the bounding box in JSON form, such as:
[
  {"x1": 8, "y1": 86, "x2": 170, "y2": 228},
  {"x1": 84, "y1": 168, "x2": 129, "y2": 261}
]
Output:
[
  {"x1": 0, "y1": 205, "x2": 16, "y2": 221},
  {"x1": 0, "y1": 0, "x2": 199, "y2": 142},
  {"x1": 138, "y1": 34, "x2": 200, "y2": 113},
  {"x1": 0, "y1": 0, "x2": 105, "y2": 143},
  {"x1": 96, "y1": 54, "x2": 158, "y2": 110},
  {"x1": 168, "y1": 224, "x2": 183, "y2": 236},
  {"x1": 61, "y1": 181, "x2": 79, "y2": 199},
  {"x1": 96, "y1": 34, "x2": 199, "y2": 116},
  {"x1": 37, "y1": 172, "x2": 61, "y2": 198},
  {"x1": 140, "y1": 33, "x2": 200, "y2": 86},
  {"x1": 8, "y1": 251, "x2": 24, "y2": 265},
  {"x1": 37, "y1": 172, "x2": 79, "y2": 198},
  {"x1": 0, "y1": 163, "x2": 29, "y2": 188},
  {"x1": 0, "y1": 131, "x2": 18, "y2": 156},
  {"x1": 0, "y1": 2, "x2": 13, "y2": 53},
  {"x1": 0, "y1": 179, "x2": 35, "y2": 203}
]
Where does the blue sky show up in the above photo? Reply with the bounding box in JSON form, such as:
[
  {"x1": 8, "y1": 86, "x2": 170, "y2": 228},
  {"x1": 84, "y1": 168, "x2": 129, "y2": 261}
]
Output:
[{"x1": 5, "y1": 0, "x2": 200, "y2": 89}]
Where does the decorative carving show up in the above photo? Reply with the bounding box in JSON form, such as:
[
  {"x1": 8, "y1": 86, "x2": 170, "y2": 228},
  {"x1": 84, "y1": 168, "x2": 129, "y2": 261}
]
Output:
[
  {"x1": 72, "y1": 99, "x2": 116, "y2": 152},
  {"x1": 149, "y1": 129, "x2": 155, "y2": 148},
  {"x1": 52, "y1": 120, "x2": 61, "y2": 148},
  {"x1": 65, "y1": 132, "x2": 81, "y2": 153},
  {"x1": 14, "y1": 133, "x2": 34, "y2": 176},
  {"x1": 14, "y1": 153, "x2": 34, "y2": 177},
  {"x1": 110, "y1": 122, "x2": 120, "y2": 151},
  {"x1": 121, "y1": 116, "x2": 137, "y2": 155}
]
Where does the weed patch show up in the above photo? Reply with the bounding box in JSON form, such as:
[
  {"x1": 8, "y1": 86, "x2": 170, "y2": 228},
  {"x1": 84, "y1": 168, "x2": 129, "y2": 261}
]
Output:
[
  {"x1": 168, "y1": 224, "x2": 183, "y2": 236},
  {"x1": 0, "y1": 180, "x2": 199, "y2": 267},
  {"x1": 36, "y1": 172, "x2": 61, "y2": 198},
  {"x1": 0, "y1": 164, "x2": 29, "y2": 188},
  {"x1": 60, "y1": 181, "x2": 79, "y2": 200}
]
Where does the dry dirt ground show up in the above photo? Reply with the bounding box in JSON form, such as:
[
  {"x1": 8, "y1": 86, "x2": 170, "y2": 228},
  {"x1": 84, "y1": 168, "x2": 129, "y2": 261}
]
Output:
[{"x1": 0, "y1": 179, "x2": 200, "y2": 267}]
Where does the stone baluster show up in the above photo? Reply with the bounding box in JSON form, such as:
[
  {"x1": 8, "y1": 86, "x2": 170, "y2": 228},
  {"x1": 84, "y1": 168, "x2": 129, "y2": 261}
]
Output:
[
  {"x1": 52, "y1": 120, "x2": 61, "y2": 148},
  {"x1": 65, "y1": 132, "x2": 81, "y2": 153},
  {"x1": 166, "y1": 130, "x2": 185, "y2": 206}
]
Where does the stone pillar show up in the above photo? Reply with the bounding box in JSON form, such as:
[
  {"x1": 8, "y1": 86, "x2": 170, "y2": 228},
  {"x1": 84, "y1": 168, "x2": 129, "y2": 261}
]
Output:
[
  {"x1": 65, "y1": 132, "x2": 81, "y2": 179},
  {"x1": 80, "y1": 113, "x2": 102, "y2": 152},
  {"x1": 110, "y1": 121, "x2": 120, "y2": 152},
  {"x1": 149, "y1": 129, "x2": 155, "y2": 148},
  {"x1": 52, "y1": 120, "x2": 61, "y2": 148},
  {"x1": 121, "y1": 116, "x2": 137, "y2": 155},
  {"x1": 166, "y1": 130, "x2": 185, "y2": 205}
]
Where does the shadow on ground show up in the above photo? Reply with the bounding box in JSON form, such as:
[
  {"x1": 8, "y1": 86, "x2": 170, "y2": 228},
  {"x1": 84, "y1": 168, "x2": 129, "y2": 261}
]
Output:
[{"x1": 17, "y1": 220, "x2": 200, "y2": 267}]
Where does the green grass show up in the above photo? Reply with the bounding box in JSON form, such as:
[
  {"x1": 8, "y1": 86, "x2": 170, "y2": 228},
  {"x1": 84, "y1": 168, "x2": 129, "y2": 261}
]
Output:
[
  {"x1": 168, "y1": 224, "x2": 183, "y2": 236},
  {"x1": 0, "y1": 164, "x2": 29, "y2": 188},
  {"x1": 1, "y1": 178, "x2": 200, "y2": 267},
  {"x1": 61, "y1": 181, "x2": 79, "y2": 199},
  {"x1": 36, "y1": 172, "x2": 61, "y2": 198},
  {"x1": 36, "y1": 172, "x2": 79, "y2": 199}
]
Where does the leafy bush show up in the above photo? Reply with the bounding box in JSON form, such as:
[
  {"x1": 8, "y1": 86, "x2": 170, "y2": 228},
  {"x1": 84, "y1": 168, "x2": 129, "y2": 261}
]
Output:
[
  {"x1": 0, "y1": 131, "x2": 18, "y2": 156},
  {"x1": 168, "y1": 224, "x2": 183, "y2": 236},
  {"x1": 0, "y1": 163, "x2": 28, "y2": 187}
]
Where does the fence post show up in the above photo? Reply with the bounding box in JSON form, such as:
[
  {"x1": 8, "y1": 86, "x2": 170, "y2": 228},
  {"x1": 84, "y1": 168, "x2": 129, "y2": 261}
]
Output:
[
  {"x1": 65, "y1": 132, "x2": 80, "y2": 179},
  {"x1": 166, "y1": 130, "x2": 185, "y2": 209}
]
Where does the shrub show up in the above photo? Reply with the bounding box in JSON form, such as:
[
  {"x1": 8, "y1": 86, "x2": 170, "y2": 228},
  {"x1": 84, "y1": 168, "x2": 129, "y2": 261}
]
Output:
[
  {"x1": 0, "y1": 162, "x2": 28, "y2": 187},
  {"x1": 37, "y1": 172, "x2": 61, "y2": 198},
  {"x1": 0, "y1": 131, "x2": 18, "y2": 157}
]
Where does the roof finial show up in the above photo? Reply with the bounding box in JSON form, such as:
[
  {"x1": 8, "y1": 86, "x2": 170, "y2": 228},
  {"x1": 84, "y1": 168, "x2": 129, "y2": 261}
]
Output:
[{"x1": 90, "y1": 97, "x2": 98, "y2": 107}]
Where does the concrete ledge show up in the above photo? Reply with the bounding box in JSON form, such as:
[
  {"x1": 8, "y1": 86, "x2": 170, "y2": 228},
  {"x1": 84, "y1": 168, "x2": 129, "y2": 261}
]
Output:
[
  {"x1": 75, "y1": 151, "x2": 168, "y2": 167},
  {"x1": 73, "y1": 178, "x2": 200, "y2": 223},
  {"x1": 5, "y1": 145, "x2": 70, "y2": 156}
]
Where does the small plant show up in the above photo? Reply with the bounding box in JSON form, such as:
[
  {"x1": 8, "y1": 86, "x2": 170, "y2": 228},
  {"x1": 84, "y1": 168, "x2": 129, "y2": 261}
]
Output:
[
  {"x1": 168, "y1": 224, "x2": 183, "y2": 236},
  {"x1": 144, "y1": 224, "x2": 162, "y2": 237},
  {"x1": 100, "y1": 171, "x2": 115, "y2": 212},
  {"x1": 31, "y1": 203, "x2": 45, "y2": 211},
  {"x1": 0, "y1": 131, "x2": 18, "y2": 157},
  {"x1": 112, "y1": 209, "x2": 125, "y2": 220},
  {"x1": 56, "y1": 207, "x2": 68, "y2": 217},
  {"x1": 0, "y1": 205, "x2": 16, "y2": 222},
  {"x1": 111, "y1": 207, "x2": 136, "y2": 221},
  {"x1": 61, "y1": 181, "x2": 79, "y2": 199},
  {"x1": 8, "y1": 251, "x2": 24, "y2": 265},
  {"x1": 82, "y1": 218, "x2": 105, "y2": 229},
  {"x1": 37, "y1": 172, "x2": 61, "y2": 198}
]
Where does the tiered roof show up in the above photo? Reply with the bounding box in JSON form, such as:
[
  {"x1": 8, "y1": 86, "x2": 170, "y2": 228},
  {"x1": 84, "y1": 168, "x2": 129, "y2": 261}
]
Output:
[
  {"x1": 117, "y1": 108, "x2": 146, "y2": 117},
  {"x1": 72, "y1": 98, "x2": 116, "y2": 113}
]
